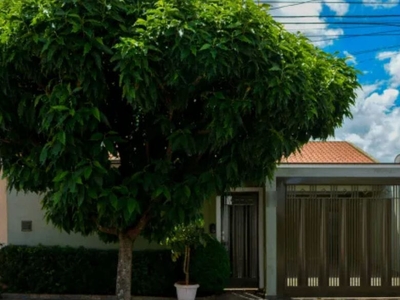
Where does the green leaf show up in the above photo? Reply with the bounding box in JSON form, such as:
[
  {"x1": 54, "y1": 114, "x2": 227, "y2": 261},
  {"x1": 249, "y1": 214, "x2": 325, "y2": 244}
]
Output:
[
  {"x1": 92, "y1": 108, "x2": 101, "y2": 121},
  {"x1": 123, "y1": 209, "x2": 131, "y2": 222},
  {"x1": 183, "y1": 186, "x2": 191, "y2": 197},
  {"x1": 211, "y1": 49, "x2": 217, "y2": 59},
  {"x1": 163, "y1": 189, "x2": 171, "y2": 201},
  {"x1": 90, "y1": 133, "x2": 103, "y2": 141},
  {"x1": 83, "y1": 167, "x2": 92, "y2": 180},
  {"x1": 74, "y1": 176, "x2": 83, "y2": 184},
  {"x1": 238, "y1": 35, "x2": 252, "y2": 44},
  {"x1": 41, "y1": 40, "x2": 51, "y2": 54},
  {"x1": 53, "y1": 171, "x2": 68, "y2": 182},
  {"x1": 94, "y1": 175, "x2": 103, "y2": 187},
  {"x1": 58, "y1": 131, "x2": 66, "y2": 145},
  {"x1": 78, "y1": 194, "x2": 84, "y2": 207},
  {"x1": 104, "y1": 139, "x2": 115, "y2": 153},
  {"x1": 53, "y1": 191, "x2": 62, "y2": 204},
  {"x1": 153, "y1": 187, "x2": 164, "y2": 199},
  {"x1": 93, "y1": 161, "x2": 102, "y2": 169},
  {"x1": 127, "y1": 199, "x2": 136, "y2": 214},
  {"x1": 39, "y1": 147, "x2": 48, "y2": 164},
  {"x1": 269, "y1": 64, "x2": 281, "y2": 71},
  {"x1": 88, "y1": 188, "x2": 97, "y2": 199},
  {"x1": 200, "y1": 44, "x2": 211, "y2": 51},
  {"x1": 52, "y1": 105, "x2": 69, "y2": 111},
  {"x1": 84, "y1": 43, "x2": 92, "y2": 55},
  {"x1": 110, "y1": 194, "x2": 118, "y2": 210},
  {"x1": 190, "y1": 45, "x2": 197, "y2": 56}
]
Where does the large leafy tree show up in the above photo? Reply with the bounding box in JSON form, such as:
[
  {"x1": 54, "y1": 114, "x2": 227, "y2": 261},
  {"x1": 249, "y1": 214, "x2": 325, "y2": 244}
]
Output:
[{"x1": 0, "y1": 0, "x2": 359, "y2": 299}]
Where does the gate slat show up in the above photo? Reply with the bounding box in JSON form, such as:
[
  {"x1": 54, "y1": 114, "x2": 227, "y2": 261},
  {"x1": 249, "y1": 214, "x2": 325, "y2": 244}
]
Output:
[
  {"x1": 361, "y1": 198, "x2": 370, "y2": 287},
  {"x1": 383, "y1": 197, "x2": 392, "y2": 287},
  {"x1": 319, "y1": 198, "x2": 328, "y2": 287},
  {"x1": 340, "y1": 198, "x2": 349, "y2": 287},
  {"x1": 298, "y1": 199, "x2": 307, "y2": 287}
]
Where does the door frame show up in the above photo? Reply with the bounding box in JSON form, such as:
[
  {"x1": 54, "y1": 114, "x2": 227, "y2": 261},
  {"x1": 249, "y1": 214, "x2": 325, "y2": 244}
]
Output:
[{"x1": 216, "y1": 187, "x2": 265, "y2": 289}]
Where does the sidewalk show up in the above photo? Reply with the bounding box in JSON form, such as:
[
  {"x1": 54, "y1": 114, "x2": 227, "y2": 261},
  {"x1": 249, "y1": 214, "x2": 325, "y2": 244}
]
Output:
[{"x1": 1, "y1": 292, "x2": 263, "y2": 300}]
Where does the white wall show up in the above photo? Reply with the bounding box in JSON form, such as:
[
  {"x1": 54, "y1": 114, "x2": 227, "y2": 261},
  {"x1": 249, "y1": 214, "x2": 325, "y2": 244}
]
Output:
[
  {"x1": 0, "y1": 177, "x2": 7, "y2": 244},
  {"x1": 6, "y1": 190, "x2": 161, "y2": 250}
]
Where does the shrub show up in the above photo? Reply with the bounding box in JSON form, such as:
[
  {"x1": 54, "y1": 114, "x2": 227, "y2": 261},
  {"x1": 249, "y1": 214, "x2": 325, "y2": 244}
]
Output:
[
  {"x1": 164, "y1": 220, "x2": 209, "y2": 285},
  {"x1": 0, "y1": 245, "x2": 179, "y2": 296},
  {"x1": 0, "y1": 243, "x2": 229, "y2": 296},
  {"x1": 190, "y1": 238, "x2": 230, "y2": 296}
]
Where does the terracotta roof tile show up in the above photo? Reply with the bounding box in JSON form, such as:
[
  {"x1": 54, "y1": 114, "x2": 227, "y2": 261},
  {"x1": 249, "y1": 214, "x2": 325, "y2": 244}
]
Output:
[{"x1": 281, "y1": 141, "x2": 377, "y2": 164}]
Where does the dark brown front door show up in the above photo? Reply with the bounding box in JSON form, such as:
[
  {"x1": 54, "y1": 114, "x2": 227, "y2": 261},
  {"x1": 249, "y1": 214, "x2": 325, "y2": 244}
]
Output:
[
  {"x1": 221, "y1": 192, "x2": 259, "y2": 288},
  {"x1": 278, "y1": 184, "x2": 400, "y2": 297}
]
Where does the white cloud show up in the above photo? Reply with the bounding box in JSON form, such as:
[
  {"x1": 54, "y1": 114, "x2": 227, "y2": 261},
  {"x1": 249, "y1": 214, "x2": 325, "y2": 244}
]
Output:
[
  {"x1": 377, "y1": 50, "x2": 400, "y2": 87},
  {"x1": 363, "y1": 0, "x2": 399, "y2": 9},
  {"x1": 324, "y1": 0, "x2": 350, "y2": 15},
  {"x1": 344, "y1": 50, "x2": 357, "y2": 65},
  {"x1": 269, "y1": 0, "x2": 348, "y2": 47},
  {"x1": 377, "y1": 51, "x2": 398, "y2": 60},
  {"x1": 334, "y1": 85, "x2": 400, "y2": 162}
]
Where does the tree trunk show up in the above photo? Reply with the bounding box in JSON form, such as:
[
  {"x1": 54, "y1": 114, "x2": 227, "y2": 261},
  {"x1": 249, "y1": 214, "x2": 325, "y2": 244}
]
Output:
[{"x1": 116, "y1": 233, "x2": 133, "y2": 300}]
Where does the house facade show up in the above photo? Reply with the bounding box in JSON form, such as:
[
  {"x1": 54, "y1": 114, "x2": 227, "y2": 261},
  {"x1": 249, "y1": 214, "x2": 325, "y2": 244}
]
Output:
[
  {"x1": 2, "y1": 141, "x2": 400, "y2": 297},
  {"x1": 206, "y1": 142, "x2": 400, "y2": 297}
]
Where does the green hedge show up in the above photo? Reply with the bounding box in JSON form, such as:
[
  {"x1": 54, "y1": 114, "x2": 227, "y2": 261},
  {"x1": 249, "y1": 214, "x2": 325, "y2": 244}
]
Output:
[
  {"x1": 0, "y1": 245, "x2": 179, "y2": 296},
  {"x1": 191, "y1": 238, "x2": 230, "y2": 296},
  {"x1": 0, "y1": 242, "x2": 230, "y2": 296}
]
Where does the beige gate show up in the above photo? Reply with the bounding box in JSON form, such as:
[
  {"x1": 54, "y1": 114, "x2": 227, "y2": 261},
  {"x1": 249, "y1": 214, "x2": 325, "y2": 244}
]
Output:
[{"x1": 278, "y1": 184, "x2": 400, "y2": 297}]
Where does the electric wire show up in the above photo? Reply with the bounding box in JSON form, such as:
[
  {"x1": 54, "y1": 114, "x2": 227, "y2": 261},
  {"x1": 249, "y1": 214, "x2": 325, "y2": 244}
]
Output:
[
  {"x1": 261, "y1": 0, "x2": 398, "y2": 3},
  {"x1": 352, "y1": 44, "x2": 400, "y2": 55},
  {"x1": 277, "y1": 21, "x2": 400, "y2": 25},
  {"x1": 274, "y1": 14, "x2": 400, "y2": 18},
  {"x1": 262, "y1": 1, "x2": 400, "y2": 65},
  {"x1": 267, "y1": 0, "x2": 318, "y2": 10}
]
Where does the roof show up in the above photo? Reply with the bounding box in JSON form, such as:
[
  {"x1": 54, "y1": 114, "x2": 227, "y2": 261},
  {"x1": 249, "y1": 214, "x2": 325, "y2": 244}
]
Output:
[{"x1": 281, "y1": 141, "x2": 377, "y2": 164}]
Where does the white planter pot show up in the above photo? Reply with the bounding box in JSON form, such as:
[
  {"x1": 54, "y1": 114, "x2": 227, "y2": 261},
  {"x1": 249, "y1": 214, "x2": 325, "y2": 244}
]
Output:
[{"x1": 174, "y1": 282, "x2": 200, "y2": 300}]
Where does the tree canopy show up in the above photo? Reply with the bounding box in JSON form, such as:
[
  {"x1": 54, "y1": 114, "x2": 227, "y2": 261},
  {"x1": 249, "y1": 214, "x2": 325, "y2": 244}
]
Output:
[{"x1": 0, "y1": 0, "x2": 359, "y2": 298}]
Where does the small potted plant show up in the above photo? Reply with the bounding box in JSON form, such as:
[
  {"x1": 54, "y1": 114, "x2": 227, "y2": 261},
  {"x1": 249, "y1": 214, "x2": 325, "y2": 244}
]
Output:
[{"x1": 164, "y1": 220, "x2": 208, "y2": 300}]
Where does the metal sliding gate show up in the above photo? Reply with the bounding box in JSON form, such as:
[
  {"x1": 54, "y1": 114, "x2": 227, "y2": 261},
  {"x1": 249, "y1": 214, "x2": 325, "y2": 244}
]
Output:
[{"x1": 278, "y1": 184, "x2": 400, "y2": 297}]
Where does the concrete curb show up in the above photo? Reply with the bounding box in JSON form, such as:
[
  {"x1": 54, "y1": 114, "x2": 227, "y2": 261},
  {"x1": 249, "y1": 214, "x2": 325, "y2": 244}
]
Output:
[{"x1": 2, "y1": 294, "x2": 216, "y2": 300}]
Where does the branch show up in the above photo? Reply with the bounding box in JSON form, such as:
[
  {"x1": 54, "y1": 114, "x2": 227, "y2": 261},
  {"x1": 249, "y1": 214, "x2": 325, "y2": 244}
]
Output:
[
  {"x1": 126, "y1": 207, "x2": 152, "y2": 240},
  {"x1": 0, "y1": 139, "x2": 11, "y2": 144},
  {"x1": 98, "y1": 225, "x2": 118, "y2": 236},
  {"x1": 191, "y1": 76, "x2": 203, "y2": 86},
  {"x1": 196, "y1": 152, "x2": 204, "y2": 163},
  {"x1": 197, "y1": 130, "x2": 210, "y2": 135},
  {"x1": 166, "y1": 98, "x2": 174, "y2": 162},
  {"x1": 167, "y1": 142, "x2": 172, "y2": 161},
  {"x1": 145, "y1": 141, "x2": 150, "y2": 163},
  {"x1": 92, "y1": 217, "x2": 118, "y2": 236}
]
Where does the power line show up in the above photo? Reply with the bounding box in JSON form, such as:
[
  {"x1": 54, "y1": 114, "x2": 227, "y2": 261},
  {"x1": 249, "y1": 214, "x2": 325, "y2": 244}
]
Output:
[
  {"x1": 295, "y1": 24, "x2": 400, "y2": 30},
  {"x1": 313, "y1": 34, "x2": 400, "y2": 43},
  {"x1": 311, "y1": 28, "x2": 400, "y2": 42},
  {"x1": 352, "y1": 44, "x2": 400, "y2": 55},
  {"x1": 288, "y1": 24, "x2": 400, "y2": 29},
  {"x1": 274, "y1": 14, "x2": 400, "y2": 18},
  {"x1": 306, "y1": 28, "x2": 400, "y2": 36},
  {"x1": 262, "y1": 0, "x2": 399, "y2": 3},
  {"x1": 278, "y1": 21, "x2": 400, "y2": 27},
  {"x1": 358, "y1": 53, "x2": 399, "y2": 64},
  {"x1": 268, "y1": 0, "x2": 318, "y2": 10}
]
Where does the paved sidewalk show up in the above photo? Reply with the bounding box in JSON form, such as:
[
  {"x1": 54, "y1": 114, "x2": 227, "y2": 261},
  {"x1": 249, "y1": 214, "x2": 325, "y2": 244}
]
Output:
[
  {"x1": 5, "y1": 293, "x2": 400, "y2": 300},
  {"x1": 217, "y1": 292, "x2": 265, "y2": 300},
  {"x1": 1, "y1": 292, "x2": 262, "y2": 300}
]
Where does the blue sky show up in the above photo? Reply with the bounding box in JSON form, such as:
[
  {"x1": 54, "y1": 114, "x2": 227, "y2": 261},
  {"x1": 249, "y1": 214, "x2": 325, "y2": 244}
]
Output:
[{"x1": 268, "y1": 0, "x2": 400, "y2": 162}]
